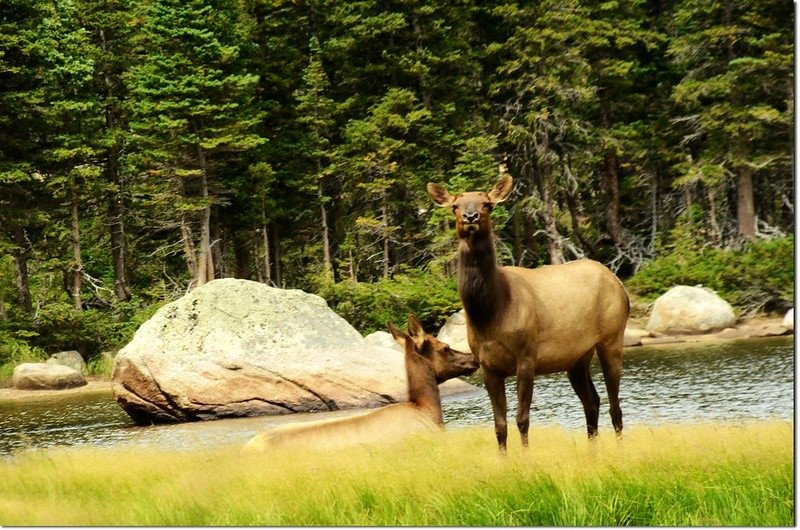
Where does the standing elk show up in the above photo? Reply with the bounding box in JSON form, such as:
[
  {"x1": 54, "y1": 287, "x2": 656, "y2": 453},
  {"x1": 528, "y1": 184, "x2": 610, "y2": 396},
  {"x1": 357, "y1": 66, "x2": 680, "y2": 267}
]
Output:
[
  {"x1": 242, "y1": 315, "x2": 479, "y2": 452},
  {"x1": 427, "y1": 174, "x2": 629, "y2": 449}
]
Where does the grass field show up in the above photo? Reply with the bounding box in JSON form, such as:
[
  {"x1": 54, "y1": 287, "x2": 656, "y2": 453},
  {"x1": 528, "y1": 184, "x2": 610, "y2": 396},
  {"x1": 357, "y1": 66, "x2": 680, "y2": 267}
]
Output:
[{"x1": 0, "y1": 421, "x2": 793, "y2": 526}]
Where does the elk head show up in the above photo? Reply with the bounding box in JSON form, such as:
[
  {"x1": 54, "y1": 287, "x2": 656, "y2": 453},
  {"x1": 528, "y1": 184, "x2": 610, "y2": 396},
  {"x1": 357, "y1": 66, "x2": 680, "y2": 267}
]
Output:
[
  {"x1": 388, "y1": 314, "x2": 479, "y2": 383},
  {"x1": 427, "y1": 174, "x2": 513, "y2": 239}
]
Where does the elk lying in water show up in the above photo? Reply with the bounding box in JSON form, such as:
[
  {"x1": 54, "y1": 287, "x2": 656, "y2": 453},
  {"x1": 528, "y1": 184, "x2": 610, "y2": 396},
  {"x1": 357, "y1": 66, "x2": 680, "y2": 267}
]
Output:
[
  {"x1": 242, "y1": 315, "x2": 479, "y2": 452},
  {"x1": 427, "y1": 174, "x2": 630, "y2": 449}
]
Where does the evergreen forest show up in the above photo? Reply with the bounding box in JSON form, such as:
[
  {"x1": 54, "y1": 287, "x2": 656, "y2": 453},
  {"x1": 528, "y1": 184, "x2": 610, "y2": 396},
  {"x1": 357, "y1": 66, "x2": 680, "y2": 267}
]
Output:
[{"x1": 0, "y1": 0, "x2": 794, "y2": 366}]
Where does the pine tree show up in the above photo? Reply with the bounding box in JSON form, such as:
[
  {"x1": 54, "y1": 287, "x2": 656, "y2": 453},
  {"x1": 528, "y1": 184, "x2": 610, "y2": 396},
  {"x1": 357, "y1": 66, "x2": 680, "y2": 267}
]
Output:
[
  {"x1": 294, "y1": 36, "x2": 338, "y2": 281},
  {"x1": 128, "y1": 0, "x2": 266, "y2": 288},
  {"x1": 669, "y1": 0, "x2": 793, "y2": 242}
]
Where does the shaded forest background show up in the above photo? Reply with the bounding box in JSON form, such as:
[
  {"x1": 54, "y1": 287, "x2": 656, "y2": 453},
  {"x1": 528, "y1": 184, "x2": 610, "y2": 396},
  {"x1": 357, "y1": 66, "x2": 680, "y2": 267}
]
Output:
[{"x1": 0, "y1": 0, "x2": 794, "y2": 365}]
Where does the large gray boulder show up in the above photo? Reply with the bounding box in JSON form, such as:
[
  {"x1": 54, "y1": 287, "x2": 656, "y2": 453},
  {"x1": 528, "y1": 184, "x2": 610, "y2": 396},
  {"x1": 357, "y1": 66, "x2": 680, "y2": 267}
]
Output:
[
  {"x1": 647, "y1": 285, "x2": 736, "y2": 334},
  {"x1": 46, "y1": 350, "x2": 87, "y2": 375},
  {"x1": 13, "y1": 363, "x2": 87, "y2": 390},
  {"x1": 113, "y1": 279, "x2": 475, "y2": 424}
]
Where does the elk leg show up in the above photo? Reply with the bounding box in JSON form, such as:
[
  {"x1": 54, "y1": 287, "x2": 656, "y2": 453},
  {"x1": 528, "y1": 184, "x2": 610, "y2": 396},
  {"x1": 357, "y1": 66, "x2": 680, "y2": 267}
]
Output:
[
  {"x1": 484, "y1": 369, "x2": 508, "y2": 450},
  {"x1": 515, "y1": 363, "x2": 534, "y2": 448},
  {"x1": 567, "y1": 357, "x2": 600, "y2": 438},
  {"x1": 597, "y1": 344, "x2": 623, "y2": 435}
]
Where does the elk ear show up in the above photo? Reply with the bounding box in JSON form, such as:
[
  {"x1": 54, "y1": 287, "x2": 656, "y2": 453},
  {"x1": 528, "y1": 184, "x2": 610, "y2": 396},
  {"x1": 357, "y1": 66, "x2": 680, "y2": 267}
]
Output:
[
  {"x1": 488, "y1": 174, "x2": 513, "y2": 204},
  {"x1": 387, "y1": 322, "x2": 410, "y2": 347},
  {"x1": 406, "y1": 314, "x2": 427, "y2": 349},
  {"x1": 427, "y1": 182, "x2": 454, "y2": 208}
]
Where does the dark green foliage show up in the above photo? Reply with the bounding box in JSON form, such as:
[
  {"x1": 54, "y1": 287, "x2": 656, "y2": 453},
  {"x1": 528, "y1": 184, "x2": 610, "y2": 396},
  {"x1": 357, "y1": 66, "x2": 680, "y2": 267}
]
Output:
[
  {"x1": 0, "y1": 0, "x2": 792, "y2": 366},
  {"x1": 626, "y1": 235, "x2": 794, "y2": 313},
  {"x1": 314, "y1": 269, "x2": 461, "y2": 335}
]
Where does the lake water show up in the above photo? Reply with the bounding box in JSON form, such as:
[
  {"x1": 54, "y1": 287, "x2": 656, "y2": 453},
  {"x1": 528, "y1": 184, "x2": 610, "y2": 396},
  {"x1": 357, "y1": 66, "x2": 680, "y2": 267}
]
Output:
[{"x1": 0, "y1": 336, "x2": 793, "y2": 455}]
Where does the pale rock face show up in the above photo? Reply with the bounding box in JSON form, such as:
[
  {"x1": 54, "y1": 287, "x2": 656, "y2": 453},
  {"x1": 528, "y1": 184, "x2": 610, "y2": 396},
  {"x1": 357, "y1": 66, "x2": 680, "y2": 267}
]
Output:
[
  {"x1": 46, "y1": 350, "x2": 87, "y2": 375},
  {"x1": 646, "y1": 285, "x2": 736, "y2": 334},
  {"x1": 437, "y1": 310, "x2": 471, "y2": 353},
  {"x1": 12, "y1": 363, "x2": 87, "y2": 390},
  {"x1": 113, "y1": 279, "x2": 474, "y2": 424},
  {"x1": 782, "y1": 308, "x2": 794, "y2": 330}
]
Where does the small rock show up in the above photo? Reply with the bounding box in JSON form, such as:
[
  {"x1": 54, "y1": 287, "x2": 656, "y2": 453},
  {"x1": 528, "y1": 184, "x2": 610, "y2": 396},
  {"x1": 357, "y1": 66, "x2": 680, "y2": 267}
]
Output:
[
  {"x1": 715, "y1": 328, "x2": 751, "y2": 340},
  {"x1": 640, "y1": 336, "x2": 686, "y2": 346},
  {"x1": 753, "y1": 324, "x2": 790, "y2": 337},
  {"x1": 46, "y1": 350, "x2": 87, "y2": 375},
  {"x1": 624, "y1": 326, "x2": 651, "y2": 340},
  {"x1": 364, "y1": 331, "x2": 402, "y2": 353},
  {"x1": 647, "y1": 285, "x2": 736, "y2": 334},
  {"x1": 782, "y1": 309, "x2": 794, "y2": 330},
  {"x1": 12, "y1": 363, "x2": 87, "y2": 390},
  {"x1": 623, "y1": 334, "x2": 642, "y2": 347}
]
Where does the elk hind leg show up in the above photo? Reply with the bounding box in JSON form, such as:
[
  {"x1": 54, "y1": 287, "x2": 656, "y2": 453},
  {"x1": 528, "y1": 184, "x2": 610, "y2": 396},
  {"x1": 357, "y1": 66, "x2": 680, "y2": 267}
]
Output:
[
  {"x1": 567, "y1": 354, "x2": 600, "y2": 438},
  {"x1": 515, "y1": 362, "x2": 534, "y2": 448},
  {"x1": 596, "y1": 342, "x2": 623, "y2": 435}
]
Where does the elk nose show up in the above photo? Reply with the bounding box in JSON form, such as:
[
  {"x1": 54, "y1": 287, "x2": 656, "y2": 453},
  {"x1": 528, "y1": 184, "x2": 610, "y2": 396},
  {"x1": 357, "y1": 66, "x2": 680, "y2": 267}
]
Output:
[{"x1": 463, "y1": 211, "x2": 479, "y2": 224}]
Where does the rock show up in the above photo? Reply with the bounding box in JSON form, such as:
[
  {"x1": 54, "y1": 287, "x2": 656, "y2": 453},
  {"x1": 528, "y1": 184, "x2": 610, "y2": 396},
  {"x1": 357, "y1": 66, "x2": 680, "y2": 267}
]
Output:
[
  {"x1": 624, "y1": 326, "x2": 651, "y2": 340},
  {"x1": 646, "y1": 285, "x2": 736, "y2": 334},
  {"x1": 623, "y1": 335, "x2": 642, "y2": 347},
  {"x1": 437, "y1": 309, "x2": 471, "y2": 353},
  {"x1": 640, "y1": 336, "x2": 686, "y2": 346},
  {"x1": 715, "y1": 327, "x2": 751, "y2": 340},
  {"x1": 752, "y1": 324, "x2": 790, "y2": 337},
  {"x1": 46, "y1": 350, "x2": 87, "y2": 375},
  {"x1": 112, "y1": 279, "x2": 476, "y2": 425},
  {"x1": 623, "y1": 326, "x2": 650, "y2": 347},
  {"x1": 782, "y1": 309, "x2": 794, "y2": 330},
  {"x1": 364, "y1": 331, "x2": 401, "y2": 352},
  {"x1": 12, "y1": 363, "x2": 87, "y2": 390}
]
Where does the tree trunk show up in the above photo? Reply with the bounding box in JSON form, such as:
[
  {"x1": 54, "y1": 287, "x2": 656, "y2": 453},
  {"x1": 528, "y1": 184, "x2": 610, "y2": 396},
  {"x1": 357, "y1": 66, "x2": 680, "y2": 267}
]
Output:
[
  {"x1": 100, "y1": 28, "x2": 131, "y2": 302},
  {"x1": 0, "y1": 295, "x2": 6, "y2": 321},
  {"x1": 271, "y1": 223, "x2": 282, "y2": 287},
  {"x1": 70, "y1": 182, "x2": 83, "y2": 310},
  {"x1": 211, "y1": 214, "x2": 224, "y2": 278},
  {"x1": 107, "y1": 173, "x2": 131, "y2": 302},
  {"x1": 381, "y1": 188, "x2": 390, "y2": 278},
  {"x1": 707, "y1": 185, "x2": 722, "y2": 246},
  {"x1": 535, "y1": 127, "x2": 564, "y2": 265},
  {"x1": 196, "y1": 143, "x2": 214, "y2": 286},
  {"x1": 599, "y1": 91, "x2": 627, "y2": 249},
  {"x1": 181, "y1": 215, "x2": 198, "y2": 283},
  {"x1": 12, "y1": 248, "x2": 31, "y2": 313},
  {"x1": 564, "y1": 189, "x2": 597, "y2": 256},
  {"x1": 735, "y1": 163, "x2": 756, "y2": 240},
  {"x1": 260, "y1": 202, "x2": 272, "y2": 285},
  {"x1": 318, "y1": 162, "x2": 333, "y2": 280},
  {"x1": 232, "y1": 230, "x2": 251, "y2": 279}
]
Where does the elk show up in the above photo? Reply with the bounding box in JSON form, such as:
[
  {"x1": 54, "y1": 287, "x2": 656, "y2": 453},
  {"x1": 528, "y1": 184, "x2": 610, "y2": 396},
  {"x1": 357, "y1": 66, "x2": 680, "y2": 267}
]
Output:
[
  {"x1": 427, "y1": 174, "x2": 630, "y2": 450},
  {"x1": 242, "y1": 315, "x2": 479, "y2": 452}
]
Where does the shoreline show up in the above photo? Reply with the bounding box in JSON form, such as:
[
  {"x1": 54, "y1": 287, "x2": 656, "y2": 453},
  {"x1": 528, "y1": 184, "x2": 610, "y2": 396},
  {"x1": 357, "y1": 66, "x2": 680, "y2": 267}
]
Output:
[{"x1": 0, "y1": 315, "x2": 792, "y2": 404}]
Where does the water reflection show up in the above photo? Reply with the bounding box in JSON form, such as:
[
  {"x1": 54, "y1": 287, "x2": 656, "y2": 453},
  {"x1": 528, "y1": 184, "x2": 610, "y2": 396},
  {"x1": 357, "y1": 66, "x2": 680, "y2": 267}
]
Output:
[
  {"x1": 0, "y1": 337, "x2": 793, "y2": 455},
  {"x1": 443, "y1": 337, "x2": 795, "y2": 430}
]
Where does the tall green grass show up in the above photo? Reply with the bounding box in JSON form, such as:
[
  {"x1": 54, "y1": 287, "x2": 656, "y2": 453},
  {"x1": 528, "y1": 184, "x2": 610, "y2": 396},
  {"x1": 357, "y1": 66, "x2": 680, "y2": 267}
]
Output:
[{"x1": 0, "y1": 422, "x2": 792, "y2": 526}]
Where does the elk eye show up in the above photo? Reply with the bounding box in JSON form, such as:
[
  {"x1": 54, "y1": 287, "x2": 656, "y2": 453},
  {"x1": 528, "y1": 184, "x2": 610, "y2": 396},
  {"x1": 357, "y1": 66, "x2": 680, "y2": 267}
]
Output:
[
  {"x1": 451, "y1": 204, "x2": 458, "y2": 212},
  {"x1": 485, "y1": 203, "x2": 494, "y2": 212}
]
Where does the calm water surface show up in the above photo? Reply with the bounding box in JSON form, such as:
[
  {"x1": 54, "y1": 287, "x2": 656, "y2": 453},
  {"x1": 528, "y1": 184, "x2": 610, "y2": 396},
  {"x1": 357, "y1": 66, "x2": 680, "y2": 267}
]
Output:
[{"x1": 0, "y1": 337, "x2": 793, "y2": 455}]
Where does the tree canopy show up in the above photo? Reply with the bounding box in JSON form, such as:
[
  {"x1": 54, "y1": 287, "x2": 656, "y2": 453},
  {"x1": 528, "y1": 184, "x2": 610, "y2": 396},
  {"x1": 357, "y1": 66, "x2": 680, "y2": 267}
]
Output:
[{"x1": 0, "y1": 0, "x2": 793, "y2": 356}]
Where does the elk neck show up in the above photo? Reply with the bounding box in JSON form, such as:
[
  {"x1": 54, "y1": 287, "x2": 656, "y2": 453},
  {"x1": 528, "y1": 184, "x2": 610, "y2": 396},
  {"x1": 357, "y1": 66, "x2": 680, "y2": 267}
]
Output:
[
  {"x1": 457, "y1": 230, "x2": 510, "y2": 330},
  {"x1": 404, "y1": 341, "x2": 444, "y2": 425}
]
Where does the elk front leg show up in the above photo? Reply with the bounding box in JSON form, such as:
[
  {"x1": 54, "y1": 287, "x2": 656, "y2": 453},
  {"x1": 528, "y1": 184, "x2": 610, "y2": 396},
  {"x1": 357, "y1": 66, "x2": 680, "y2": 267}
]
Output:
[
  {"x1": 483, "y1": 369, "x2": 508, "y2": 451},
  {"x1": 515, "y1": 362, "x2": 534, "y2": 447}
]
